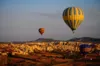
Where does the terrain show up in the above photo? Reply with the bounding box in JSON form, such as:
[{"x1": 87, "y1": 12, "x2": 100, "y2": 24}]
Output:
[{"x1": 0, "y1": 37, "x2": 100, "y2": 66}]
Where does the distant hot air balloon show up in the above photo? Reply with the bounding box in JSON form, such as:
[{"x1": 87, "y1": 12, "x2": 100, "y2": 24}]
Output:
[
  {"x1": 39, "y1": 28, "x2": 45, "y2": 35},
  {"x1": 63, "y1": 7, "x2": 84, "y2": 33},
  {"x1": 79, "y1": 44, "x2": 92, "y2": 56}
]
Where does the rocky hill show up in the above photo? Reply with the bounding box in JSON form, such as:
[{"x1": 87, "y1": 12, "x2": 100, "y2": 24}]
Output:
[
  {"x1": 0, "y1": 37, "x2": 100, "y2": 43},
  {"x1": 35, "y1": 38, "x2": 60, "y2": 42},
  {"x1": 69, "y1": 37, "x2": 100, "y2": 43}
]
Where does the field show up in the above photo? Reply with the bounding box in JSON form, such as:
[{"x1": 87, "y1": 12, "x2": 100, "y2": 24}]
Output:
[{"x1": 0, "y1": 51, "x2": 100, "y2": 66}]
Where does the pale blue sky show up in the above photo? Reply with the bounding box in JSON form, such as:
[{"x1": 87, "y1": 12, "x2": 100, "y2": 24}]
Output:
[{"x1": 0, "y1": 0, "x2": 100, "y2": 41}]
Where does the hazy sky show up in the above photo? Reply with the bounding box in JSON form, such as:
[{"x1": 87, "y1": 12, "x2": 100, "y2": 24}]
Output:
[{"x1": 0, "y1": 0, "x2": 100, "y2": 41}]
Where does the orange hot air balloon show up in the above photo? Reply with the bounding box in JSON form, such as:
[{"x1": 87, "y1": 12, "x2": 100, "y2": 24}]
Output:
[{"x1": 39, "y1": 28, "x2": 45, "y2": 35}]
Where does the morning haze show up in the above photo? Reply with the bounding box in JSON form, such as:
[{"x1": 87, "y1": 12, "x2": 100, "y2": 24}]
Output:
[{"x1": 0, "y1": 0, "x2": 100, "y2": 41}]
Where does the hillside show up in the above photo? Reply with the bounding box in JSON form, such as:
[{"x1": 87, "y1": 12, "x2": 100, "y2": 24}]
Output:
[
  {"x1": 35, "y1": 38, "x2": 60, "y2": 42},
  {"x1": 69, "y1": 37, "x2": 100, "y2": 43},
  {"x1": 0, "y1": 37, "x2": 100, "y2": 43}
]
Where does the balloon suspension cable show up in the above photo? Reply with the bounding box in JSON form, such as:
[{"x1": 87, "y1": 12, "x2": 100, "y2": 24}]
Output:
[{"x1": 72, "y1": 30, "x2": 75, "y2": 34}]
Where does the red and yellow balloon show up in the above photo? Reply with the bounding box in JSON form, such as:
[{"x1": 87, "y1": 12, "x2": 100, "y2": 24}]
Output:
[{"x1": 38, "y1": 28, "x2": 45, "y2": 35}]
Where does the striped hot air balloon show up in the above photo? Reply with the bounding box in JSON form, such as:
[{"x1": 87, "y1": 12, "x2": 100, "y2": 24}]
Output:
[
  {"x1": 63, "y1": 7, "x2": 84, "y2": 33},
  {"x1": 38, "y1": 28, "x2": 45, "y2": 35}
]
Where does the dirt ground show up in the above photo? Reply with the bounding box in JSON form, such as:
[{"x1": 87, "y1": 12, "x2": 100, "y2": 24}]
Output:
[{"x1": 0, "y1": 51, "x2": 100, "y2": 66}]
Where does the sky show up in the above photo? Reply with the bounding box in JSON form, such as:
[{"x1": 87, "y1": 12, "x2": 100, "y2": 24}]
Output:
[{"x1": 0, "y1": 0, "x2": 100, "y2": 41}]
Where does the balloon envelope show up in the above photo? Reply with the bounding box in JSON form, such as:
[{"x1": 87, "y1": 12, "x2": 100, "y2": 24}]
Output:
[
  {"x1": 39, "y1": 28, "x2": 45, "y2": 35},
  {"x1": 63, "y1": 7, "x2": 84, "y2": 33},
  {"x1": 79, "y1": 44, "x2": 92, "y2": 55}
]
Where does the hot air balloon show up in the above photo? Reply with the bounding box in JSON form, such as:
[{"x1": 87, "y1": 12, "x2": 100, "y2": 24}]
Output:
[
  {"x1": 63, "y1": 7, "x2": 84, "y2": 33},
  {"x1": 79, "y1": 44, "x2": 92, "y2": 56},
  {"x1": 38, "y1": 28, "x2": 45, "y2": 35}
]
